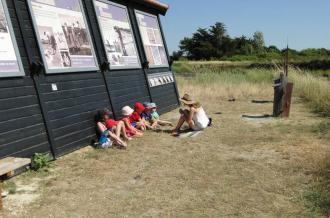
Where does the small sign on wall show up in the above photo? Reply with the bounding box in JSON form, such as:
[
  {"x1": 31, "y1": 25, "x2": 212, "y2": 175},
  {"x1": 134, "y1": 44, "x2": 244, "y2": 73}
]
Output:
[
  {"x1": 51, "y1": 83, "x2": 58, "y2": 91},
  {"x1": 148, "y1": 71, "x2": 174, "y2": 88}
]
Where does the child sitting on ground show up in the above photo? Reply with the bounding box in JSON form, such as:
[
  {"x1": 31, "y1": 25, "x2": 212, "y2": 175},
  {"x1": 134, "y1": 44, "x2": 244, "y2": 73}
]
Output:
[
  {"x1": 96, "y1": 109, "x2": 127, "y2": 149},
  {"x1": 121, "y1": 106, "x2": 143, "y2": 137},
  {"x1": 105, "y1": 117, "x2": 132, "y2": 141},
  {"x1": 143, "y1": 102, "x2": 173, "y2": 128},
  {"x1": 130, "y1": 102, "x2": 152, "y2": 130},
  {"x1": 102, "y1": 108, "x2": 131, "y2": 141}
]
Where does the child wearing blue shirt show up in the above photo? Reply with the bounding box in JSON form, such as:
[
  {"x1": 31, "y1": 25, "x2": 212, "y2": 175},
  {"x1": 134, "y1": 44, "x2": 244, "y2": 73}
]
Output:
[{"x1": 143, "y1": 102, "x2": 173, "y2": 128}]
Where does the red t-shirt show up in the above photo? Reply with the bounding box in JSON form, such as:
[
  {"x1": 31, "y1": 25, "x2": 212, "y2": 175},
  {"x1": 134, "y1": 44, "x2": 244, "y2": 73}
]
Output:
[
  {"x1": 105, "y1": 119, "x2": 119, "y2": 129},
  {"x1": 129, "y1": 112, "x2": 141, "y2": 123}
]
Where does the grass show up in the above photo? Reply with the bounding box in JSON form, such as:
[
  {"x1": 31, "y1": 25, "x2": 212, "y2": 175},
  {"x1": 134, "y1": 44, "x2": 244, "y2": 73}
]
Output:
[
  {"x1": 303, "y1": 159, "x2": 330, "y2": 217},
  {"x1": 174, "y1": 61, "x2": 330, "y2": 117},
  {"x1": 1, "y1": 62, "x2": 330, "y2": 217},
  {"x1": 174, "y1": 61, "x2": 330, "y2": 217},
  {"x1": 291, "y1": 70, "x2": 330, "y2": 117},
  {"x1": 3, "y1": 181, "x2": 17, "y2": 195}
]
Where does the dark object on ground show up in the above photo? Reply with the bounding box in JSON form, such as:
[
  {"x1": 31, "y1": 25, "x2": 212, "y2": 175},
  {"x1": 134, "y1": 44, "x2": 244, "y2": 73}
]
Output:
[
  {"x1": 242, "y1": 114, "x2": 272, "y2": 119},
  {"x1": 214, "y1": 112, "x2": 222, "y2": 115},
  {"x1": 228, "y1": 98, "x2": 236, "y2": 102},
  {"x1": 208, "y1": 118, "x2": 213, "y2": 127},
  {"x1": 252, "y1": 100, "x2": 273, "y2": 104},
  {"x1": 273, "y1": 74, "x2": 287, "y2": 117}
]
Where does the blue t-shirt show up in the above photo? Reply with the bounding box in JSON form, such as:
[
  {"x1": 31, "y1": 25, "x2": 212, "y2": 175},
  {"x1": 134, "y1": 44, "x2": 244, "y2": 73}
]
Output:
[{"x1": 141, "y1": 112, "x2": 152, "y2": 121}]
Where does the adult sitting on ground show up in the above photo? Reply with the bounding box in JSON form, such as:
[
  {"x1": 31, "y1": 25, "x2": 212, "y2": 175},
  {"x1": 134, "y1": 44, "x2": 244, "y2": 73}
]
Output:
[{"x1": 171, "y1": 94, "x2": 210, "y2": 136}]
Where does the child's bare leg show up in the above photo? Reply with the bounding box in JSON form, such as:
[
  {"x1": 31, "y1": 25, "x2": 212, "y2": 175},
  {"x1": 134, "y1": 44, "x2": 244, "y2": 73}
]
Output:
[
  {"x1": 137, "y1": 123, "x2": 146, "y2": 131},
  {"x1": 145, "y1": 121, "x2": 154, "y2": 130},
  {"x1": 158, "y1": 120, "x2": 173, "y2": 126},
  {"x1": 133, "y1": 127, "x2": 144, "y2": 137},
  {"x1": 108, "y1": 131, "x2": 127, "y2": 148},
  {"x1": 116, "y1": 121, "x2": 129, "y2": 140},
  {"x1": 151, "y1": 120, "x2": 158, "y2": 128}
]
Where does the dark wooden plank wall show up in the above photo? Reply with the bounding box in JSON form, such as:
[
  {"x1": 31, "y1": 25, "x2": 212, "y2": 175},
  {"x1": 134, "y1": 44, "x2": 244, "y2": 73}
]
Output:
[
  {"x1": 147, "y1": 68, "x2": 180, "y2": 114},
  {"x1": 13, "y1": 0, "x2": 112, "y2": 157},
  {"x1": 1, "y1": 0, "x2": 178, "y2": 159},
  {"x1": 0, "y1": 0, "x2": 51, "y2": 158},
  {"x1": 85, "y1": 0, "x2": 151, "y2": 118},
  {"x1": 38, "y1": 73, "x2": 111, "y2": 156}
]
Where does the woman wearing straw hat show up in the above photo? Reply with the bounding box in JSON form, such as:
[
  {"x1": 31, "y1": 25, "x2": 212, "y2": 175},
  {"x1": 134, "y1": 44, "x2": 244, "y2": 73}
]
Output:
[{"x1": 172, "y1": 94, "x2": 210, "y2": 136}]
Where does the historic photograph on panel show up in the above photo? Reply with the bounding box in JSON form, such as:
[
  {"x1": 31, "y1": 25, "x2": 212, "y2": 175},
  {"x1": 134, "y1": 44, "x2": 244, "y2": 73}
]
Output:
[
  {"x1": 135, "y1": 11, "x2": 168, "y2": 67},
  {"x1": 59, "y1": 14, "x2": 92, "y2": 56},
  {"x1": 0, "y1": 3, "x2": 8, "y2": 33},
  {"x1": 38, "y1": 26, "x2": 63, "y2": 68},
  {"x1": 94, "y1": 1, "x2": 140, "y2": 68},
  {"x1": 29, "y1": 0, "x2": 98, "y2": 72},
  {"x1": 0, "y1": 0, "x2": 22, "y2": 75}
]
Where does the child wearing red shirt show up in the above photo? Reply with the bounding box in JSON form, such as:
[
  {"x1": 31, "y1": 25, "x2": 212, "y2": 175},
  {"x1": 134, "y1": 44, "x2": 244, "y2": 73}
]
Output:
[
  {"x1": 130, "y1": 102, "x2": 153, "y2": 130},
  {"x1": 121, "y1": 106, "x2": 143, "y2": 137},
  {"x1": 105, "y1": 118, "x2": 131, "y2": 141}
]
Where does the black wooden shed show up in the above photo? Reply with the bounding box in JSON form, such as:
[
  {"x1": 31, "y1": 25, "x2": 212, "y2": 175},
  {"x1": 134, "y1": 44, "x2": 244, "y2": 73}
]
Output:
[{"x1": 0, "y1": 0, "x2": 179, "y2": 159}]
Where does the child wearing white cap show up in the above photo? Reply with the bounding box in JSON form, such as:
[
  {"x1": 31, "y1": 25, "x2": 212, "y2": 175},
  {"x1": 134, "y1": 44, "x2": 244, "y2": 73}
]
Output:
[{"x1": 121, "y1": 106, "x2": 143, "y2": 137}]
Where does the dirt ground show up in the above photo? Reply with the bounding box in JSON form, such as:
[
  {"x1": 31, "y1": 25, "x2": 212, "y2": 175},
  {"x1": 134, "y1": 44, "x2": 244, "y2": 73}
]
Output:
[{"x1": 1, "y1": 97, "x2": 329, "y2": 217}]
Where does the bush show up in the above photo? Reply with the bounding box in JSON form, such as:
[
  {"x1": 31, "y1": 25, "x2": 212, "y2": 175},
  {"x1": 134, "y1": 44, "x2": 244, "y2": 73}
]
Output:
[{"x1": 31, "y1": 153, "x2": 50, "y2": 171}]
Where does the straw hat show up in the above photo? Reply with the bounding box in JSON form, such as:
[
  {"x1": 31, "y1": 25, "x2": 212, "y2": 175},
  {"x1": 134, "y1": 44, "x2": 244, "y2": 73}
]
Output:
[
  {"x1": 122, "y1": 106, "x2": 134, "y2": 116},
  {"x1": 180, "y1": 94, "x2": 197, "y2": 105}
]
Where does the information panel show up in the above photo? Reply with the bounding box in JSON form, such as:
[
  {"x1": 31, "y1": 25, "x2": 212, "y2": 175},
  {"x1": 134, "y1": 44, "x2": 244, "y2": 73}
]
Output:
[
  {"x1": 135, "y1": 10, "x2": 168, "y2": 68},
  {"x1": 0, "y1": 0, "x2": 24, "y2": 77},
  {"x1": 28, "y1": 0, "x2": 99, "y2": 73},
  {"x1": 93, "y1": 0, "x2": 140, "y2": 69}
]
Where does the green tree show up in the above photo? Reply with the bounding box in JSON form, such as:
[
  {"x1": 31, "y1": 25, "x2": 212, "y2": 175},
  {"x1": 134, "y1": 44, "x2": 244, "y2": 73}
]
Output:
[{"x1": 253, "y1": 31, "x2": 265, "y2": 54}]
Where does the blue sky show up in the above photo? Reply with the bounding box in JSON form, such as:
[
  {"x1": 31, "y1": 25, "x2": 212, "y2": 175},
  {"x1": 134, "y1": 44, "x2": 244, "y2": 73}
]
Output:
[{"x1": 160, "y1": 0, "x2": 330, "y2": 53}]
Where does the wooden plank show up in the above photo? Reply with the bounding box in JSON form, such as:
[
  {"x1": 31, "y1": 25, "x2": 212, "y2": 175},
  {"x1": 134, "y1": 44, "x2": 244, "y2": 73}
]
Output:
[
  {"x1": 38, "y1": 79, "x2": 104, "y2": 93},
  {"x1": 0, "y1": 105, "x2": 41, "y2": 122},
  {"x1": 282, "y1": 83, "x2": 294, "y2": 118},
  {"x1": 0, "y1": 115, "x2": 43, "y2": 133},
  {"x1": 42, "y1": 86, "x2": 106, "y2": 102},
  {"x1": 45, "y1": 92, "x2": 108, "y2": 111},
  {"x1": 0, "y1": 157, "x2": 31, "y2": 176},
  {"x1": 0, "y1": 134, "x2": 48, "y2": 157},
  {"x1": 47, "y1": 99, "x2": 109, "y2": 120}
]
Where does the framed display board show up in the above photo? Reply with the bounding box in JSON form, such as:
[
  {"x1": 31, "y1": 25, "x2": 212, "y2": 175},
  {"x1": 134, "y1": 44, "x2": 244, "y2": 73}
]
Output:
[
  {"x1": 93, "y1": 0, "x2": 141, "y2": 69},
  {"x1": 27, "y1": 0, "x2": 99, "y2": 74},
  {"x1": 148, "y1": 71, "x2": 174, "y2": 88},
  {"x1": 135, "y1": 10, "x2": 169, "y2": 68},
  {"x1": 0, "y1": 0, "x2": 24, "y2": 77}
]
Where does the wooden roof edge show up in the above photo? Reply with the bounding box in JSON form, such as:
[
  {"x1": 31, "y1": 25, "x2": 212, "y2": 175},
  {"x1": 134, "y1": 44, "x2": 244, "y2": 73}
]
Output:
[{"x1": 137, "y1": 0, "x2": 169, "y2": 15}]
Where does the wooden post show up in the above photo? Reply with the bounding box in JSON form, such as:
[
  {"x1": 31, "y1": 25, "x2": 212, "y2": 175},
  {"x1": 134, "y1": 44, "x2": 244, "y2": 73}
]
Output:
[{"x1": 282, "y1": 83, "x2": 294, "y2": 117}]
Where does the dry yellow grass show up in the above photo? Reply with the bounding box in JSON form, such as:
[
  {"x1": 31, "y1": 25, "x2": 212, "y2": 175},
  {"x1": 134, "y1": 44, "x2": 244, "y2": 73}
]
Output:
[{"x1": 1, "y1": 72, "x2": 329, "y2": 217}]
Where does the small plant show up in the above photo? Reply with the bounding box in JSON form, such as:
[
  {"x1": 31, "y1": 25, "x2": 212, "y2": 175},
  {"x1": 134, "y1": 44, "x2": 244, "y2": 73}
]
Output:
[
  {"x1": 3, "y1": 181, "x2": 17, "y2": 194},
  {"x1": 31, "y1": 153, "x2": 50, "y2": 171}
]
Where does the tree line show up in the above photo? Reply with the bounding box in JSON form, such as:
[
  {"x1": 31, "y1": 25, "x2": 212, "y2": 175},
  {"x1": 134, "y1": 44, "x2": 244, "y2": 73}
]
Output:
[{"x1": 172, "y1": 22, "x2": 330, "y2": 61}]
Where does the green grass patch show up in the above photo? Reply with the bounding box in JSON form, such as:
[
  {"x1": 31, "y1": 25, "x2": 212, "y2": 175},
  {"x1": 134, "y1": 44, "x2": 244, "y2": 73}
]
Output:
[
  {"x1": 304, "y1": 164, "x2": 330, "y2": 217},
  {"x1": 312, "y1": 120, "x2": 330, "y2": 138},
  {"x1": 3, "y1": 181, "x2": 17, "y2": 194}
]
